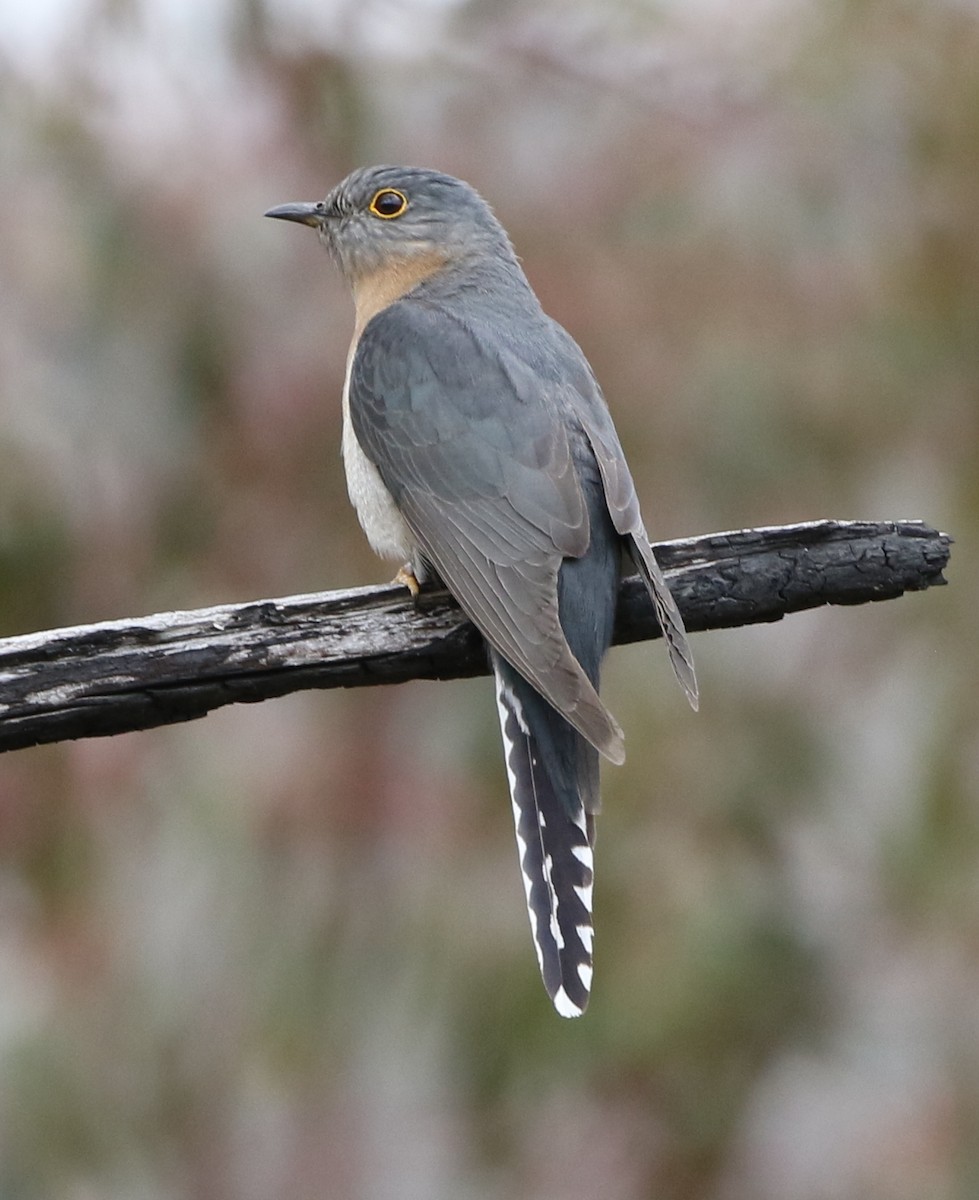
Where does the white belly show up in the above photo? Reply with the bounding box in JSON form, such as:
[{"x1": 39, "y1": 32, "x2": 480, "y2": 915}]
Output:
[{"x1": 341, "y1": 366, "x2": 416, "y2": 564}]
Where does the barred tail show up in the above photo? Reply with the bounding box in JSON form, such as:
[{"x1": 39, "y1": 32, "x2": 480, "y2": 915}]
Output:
[{"x1": 493, "y1": 656, "x2": 598, "y2": 1018}]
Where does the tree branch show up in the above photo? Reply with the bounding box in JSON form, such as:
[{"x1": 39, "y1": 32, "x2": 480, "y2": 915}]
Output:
[{"x1": 0, "y1": 520, "x2": 950, "y2": 754}]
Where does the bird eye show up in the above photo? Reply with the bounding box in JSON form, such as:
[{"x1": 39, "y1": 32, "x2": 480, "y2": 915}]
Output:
[{"x1": 369, "y1": 188, "x2": 408, "y2": 219}]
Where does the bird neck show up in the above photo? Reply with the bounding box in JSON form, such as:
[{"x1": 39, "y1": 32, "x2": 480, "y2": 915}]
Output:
[{"x1": 349, "y1": 249, "x2": 451, "y2": 338}]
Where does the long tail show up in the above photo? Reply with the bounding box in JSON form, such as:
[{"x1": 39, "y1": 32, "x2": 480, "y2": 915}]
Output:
[{"x1": 493, "y1": 653, "x2": 599, "y2": 1017}]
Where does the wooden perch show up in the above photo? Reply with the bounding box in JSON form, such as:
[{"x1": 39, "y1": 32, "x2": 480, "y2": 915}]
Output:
[{"x1": 0, "y1": 520, "x2": 950, "y2": 754}]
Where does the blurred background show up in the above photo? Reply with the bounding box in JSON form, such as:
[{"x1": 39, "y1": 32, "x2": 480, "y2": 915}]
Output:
[{"x1": 0, "y1": 1, "x2": 975, "y2": 1196}]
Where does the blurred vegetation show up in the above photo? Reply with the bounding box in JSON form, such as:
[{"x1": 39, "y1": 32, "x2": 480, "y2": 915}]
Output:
[{"x1": 0, "y1": 1, "x2": 975, "y2": 1197}]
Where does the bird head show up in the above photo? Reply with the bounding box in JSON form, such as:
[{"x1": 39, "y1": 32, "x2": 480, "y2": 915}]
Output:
[{"x1": 265, "y1": 165, "x2": 514, "y2": 286}]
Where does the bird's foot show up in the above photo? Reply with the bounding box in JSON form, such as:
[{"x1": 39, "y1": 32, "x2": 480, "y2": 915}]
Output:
[{"x1": 393, "y1": 563, "x2": 421, "y2": 599}]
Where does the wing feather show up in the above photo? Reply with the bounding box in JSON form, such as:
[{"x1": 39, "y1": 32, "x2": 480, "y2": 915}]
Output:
[
  {"x1": 349, "y1": 294, "x2": 694, "y2": 748},
  {"x1": 576, "y1": 397, "x2": 699, "y2": 710},
  {"x1": 350, "y1": 301, "x2": 626, "y2": 761}
]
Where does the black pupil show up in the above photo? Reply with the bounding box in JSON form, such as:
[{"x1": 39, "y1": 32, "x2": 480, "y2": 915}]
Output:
[{"x1": 375, "y1": 191, "x2": 403, "y2": 215}]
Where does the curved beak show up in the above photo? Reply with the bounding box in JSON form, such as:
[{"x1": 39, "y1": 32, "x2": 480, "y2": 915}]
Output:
[{"x1": 264, "y1": 202, "x2": 321, "y2": 227}]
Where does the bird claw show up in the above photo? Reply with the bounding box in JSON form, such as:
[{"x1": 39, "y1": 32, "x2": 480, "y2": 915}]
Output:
[{"x1": 394, "y1": 564, "x2": 421, "y2": 599}]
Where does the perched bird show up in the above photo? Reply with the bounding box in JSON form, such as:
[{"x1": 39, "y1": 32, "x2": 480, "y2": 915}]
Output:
[{"x1": 266, "y1": 166, "x2": 697, "y2": 1016}]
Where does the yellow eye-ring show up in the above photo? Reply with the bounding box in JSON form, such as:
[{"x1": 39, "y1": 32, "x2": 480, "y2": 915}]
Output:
[{"x1": 369, "y1": 188, "x2": 408, "y2": 219}]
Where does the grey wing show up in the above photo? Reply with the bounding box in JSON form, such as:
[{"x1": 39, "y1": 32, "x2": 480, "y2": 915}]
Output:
[
  {"x1": 349, "y1": 301, "x2": 626, "y2": 763},
  {"x1": 548, "y1": 321, "x2": 699, "y2": 709},
  {"x1": 585, "y1": 420, "x2": 697, "y2": 709}
]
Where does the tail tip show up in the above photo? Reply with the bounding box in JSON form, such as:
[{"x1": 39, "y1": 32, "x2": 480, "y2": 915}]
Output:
[{"x1": 552, "y1": 986, "x2": 589, "y2": 1018}]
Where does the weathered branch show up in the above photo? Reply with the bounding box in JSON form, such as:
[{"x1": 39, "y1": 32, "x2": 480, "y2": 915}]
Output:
[{"x1": 0, "y1": 520, "x2": 950, "y2": 754}]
